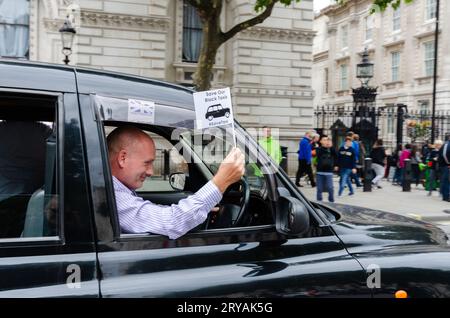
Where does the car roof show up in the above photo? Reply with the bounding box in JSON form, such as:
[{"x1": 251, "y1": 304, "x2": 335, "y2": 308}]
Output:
[{"x1": 0, "y1": 59, "x2": 196, "y2": 111}]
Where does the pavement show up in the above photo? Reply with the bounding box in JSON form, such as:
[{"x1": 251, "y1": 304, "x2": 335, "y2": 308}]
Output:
[{"x1": 293, "y1": 176, "x2": 450, "y2": 223}]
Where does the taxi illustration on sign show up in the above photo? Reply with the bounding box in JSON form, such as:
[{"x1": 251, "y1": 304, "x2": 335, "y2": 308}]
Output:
[{"x1": 205, "y1": 103, "x2": 231, "y2": 121}]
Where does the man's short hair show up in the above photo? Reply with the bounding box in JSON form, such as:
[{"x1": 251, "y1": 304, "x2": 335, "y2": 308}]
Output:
[
  {"x1": 107, "y1": 126, "x2": 151, "y2": 156},
  {"x1": 345, "y1": 137, "x2": 353, "y2": 142}
]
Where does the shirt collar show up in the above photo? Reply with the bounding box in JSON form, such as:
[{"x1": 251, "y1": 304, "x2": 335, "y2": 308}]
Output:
[{"x1": 112, "y1": 176, "x2": 137, "y2": 196}]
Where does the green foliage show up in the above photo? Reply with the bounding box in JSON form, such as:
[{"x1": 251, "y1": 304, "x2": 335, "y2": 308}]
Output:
[
  {"x1": 254, "y1": 0, "x2": 300, "y2": 12},
  {"x1": 255, "y1": 0, "x2": 415, "y2": 14},
  {"x1": 370, "y1": 0, "x2": 415, "y2": 13}
]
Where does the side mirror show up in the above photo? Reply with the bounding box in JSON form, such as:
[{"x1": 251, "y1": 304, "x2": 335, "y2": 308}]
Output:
[
  {"x1": 169, "y1": 172, "x2": 186, "y2": 191},
  {"x1": 275, "y1": 188, "x2": 310, "y2": 235}
]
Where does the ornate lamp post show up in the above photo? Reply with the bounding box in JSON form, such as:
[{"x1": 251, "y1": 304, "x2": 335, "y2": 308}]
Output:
[
  {"x1": 59, "y1": 16, "x2": 76, "y2": 65},
  {"x1": 356, "y1": 48, "x2": 374, "y2": 86},
  {"x1": 352, "y1": 48, "x2": 378, "y2": 151}
]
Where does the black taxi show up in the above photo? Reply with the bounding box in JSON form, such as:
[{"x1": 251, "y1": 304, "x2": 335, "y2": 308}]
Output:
[{"x1": 0, "y1": 59, "x2": 449, "y2": 298}]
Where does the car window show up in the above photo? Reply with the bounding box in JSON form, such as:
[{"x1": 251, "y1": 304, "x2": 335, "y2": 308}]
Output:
[
  {"x1": 95, "y1": 95, "x2": 274, "y2": 235},
  {"x1": 95, "y1": 95, "x2": 271, "y2": 195},
  {"x1": 0, "y1": 93, "x2": 59, "y2": 239}
]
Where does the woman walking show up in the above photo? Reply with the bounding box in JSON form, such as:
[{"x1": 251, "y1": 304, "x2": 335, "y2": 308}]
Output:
[{"x1": 399, "y1": 144, "x2": 412, "y2": 186}]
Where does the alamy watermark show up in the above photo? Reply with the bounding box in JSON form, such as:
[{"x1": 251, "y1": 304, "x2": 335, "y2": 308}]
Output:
[
  {"x1": 66, "y1": 264, "x2": 81, "y2": 289},
  {"x1": 366, "y1": 264, "x2": 381, "y2": 289}
]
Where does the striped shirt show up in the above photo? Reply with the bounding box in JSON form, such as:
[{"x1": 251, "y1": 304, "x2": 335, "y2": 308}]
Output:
[{"x1": 113, "y1": 176, "x2": 222, "y2": 239}]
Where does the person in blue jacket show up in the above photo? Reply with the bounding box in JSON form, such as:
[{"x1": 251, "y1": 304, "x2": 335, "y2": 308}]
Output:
[
  {"x1": 337, "y1": 137, "x2": 357, "y2": 196},
  {"x1": 295, "y1": 131, "x2": 316, "y2": 187}
]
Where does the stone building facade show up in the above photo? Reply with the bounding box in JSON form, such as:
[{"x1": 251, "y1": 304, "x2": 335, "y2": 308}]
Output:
[
  {"x1": 312, "y1": 0, "x2": 450, "y2": 147},
  {"x1": 1, "y1": 0, "x2": 316, "y2": 175}
]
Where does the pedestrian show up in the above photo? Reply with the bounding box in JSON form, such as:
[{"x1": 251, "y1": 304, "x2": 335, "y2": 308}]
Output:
[
  {"x1": 315, "y1": 137, "x2": 337, "y2": 202},
  {"x1": 399, "y1": 144, "x2": 412, "y2": 187},
  {"x1": 310, "y1": 133, "x2": 320, "y2": 182},
  {"x1": 392, "y1": 144, "x2": 403, "y2": 185},
  {"x1": 422, "y1": 140, "x2": 431, "y2": 160},
  {"x1": 410, "y1": 145, "x2": 422, "y2": 187},
  {"x1": 351, "y1": 134, "x2": 363, "y2": 187},
  {"x1": 337, "y1": 137, "x2": 357, "y2": 196},
  {"x1": 252, "y1": 126, "x2": 282, "y2": 183},
  {"x1": 295, "y1": 131, "x2": 316, "y2": 187},
  {"x1": 438, "y1": 136, "x2": 450, "y2": 202},
  {"x1": 258, "y1": 126, "x2": 282, "y2": 165},
  {"x1": 370, "y1": 139, "x2": 386, "y2": 189},
  {"x1": 427, "y1": 140, "x2": 443, "y2": 196}
]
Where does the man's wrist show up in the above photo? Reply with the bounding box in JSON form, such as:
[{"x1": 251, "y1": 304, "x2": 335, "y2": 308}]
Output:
[{"x1": 212, "y1": 176, "x2": 227, "y2": 193}]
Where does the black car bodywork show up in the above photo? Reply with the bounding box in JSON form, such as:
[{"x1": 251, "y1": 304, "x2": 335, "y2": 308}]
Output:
[
  {"x1": 205, "y1": 104, "x2": 231, "y2": 121},
  {"x1": 0, "y1": 59, "x2": 449, "y2": 298}
]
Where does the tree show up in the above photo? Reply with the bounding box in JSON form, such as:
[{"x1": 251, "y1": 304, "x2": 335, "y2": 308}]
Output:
[
  {"x1": 188, "y1": 0, "x2": 415, "y2": 91},
  {"x1": 186, "y1": 0, "x2": 301, "y2": 91}
]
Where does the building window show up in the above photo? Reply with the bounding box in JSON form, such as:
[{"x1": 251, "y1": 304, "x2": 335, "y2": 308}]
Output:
[
  {"x1": 425, "y1": 0, "x2": 437, "y2": 21},
  {"x1": 391, "y1": 52, "x2": 400, "y2": 82},
  {"x1": 340, "y1": 64, "x2": 348, "y2": 90},
  {"x1": 182, "y1": 1, "x2": 203, "y2": 63},
  {"x1": 341, "y1": 25, "x2": 348, "y2": 49},
  {"x1": 0, "y1": 0, "x2": 30, "y2": 59},
  {"x1": 393, "y1": 7, "x2": 401, "y2": 31},
  {"x1": 324, "y1": 68, "x2": 329, "y2": 94},
  {"x1": 419, "y1": 100, "x2": 430, "y2": 114},
  {"x1": 385, "y1": 104, "x2": 395, "y2": 134},
  {"x1": 365, "y1": 15, "x2": 373, "y2": 41},
  {"x1": 424, "y1": 41, "x2": 435, "y2": 77}
]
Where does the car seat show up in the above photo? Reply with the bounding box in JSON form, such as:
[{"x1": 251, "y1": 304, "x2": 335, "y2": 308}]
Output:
[{"x1": 21, "y1": 189, "x2": 45, "y2": 237}]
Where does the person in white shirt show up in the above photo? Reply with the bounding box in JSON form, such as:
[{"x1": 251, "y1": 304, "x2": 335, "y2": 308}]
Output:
[{"x1": 107, "y1": 126, "x2": 245, "y2": 239}]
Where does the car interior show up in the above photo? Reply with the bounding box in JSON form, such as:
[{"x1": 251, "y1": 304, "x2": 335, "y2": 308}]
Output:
[
  {"x1": 102, "y1": 121, "x2": 275, "y2": 234},
  {"x1": 0, "y1": 92, "x2": 58, "y2": 239}
]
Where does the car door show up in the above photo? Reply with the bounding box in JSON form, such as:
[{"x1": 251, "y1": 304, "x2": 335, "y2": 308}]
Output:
[
  {"x1": 0, "y1": 87, "x2": 99, "y2": 297},
  {"x1": 79, "y1": 92, "x2": 369, "y2": 298}
]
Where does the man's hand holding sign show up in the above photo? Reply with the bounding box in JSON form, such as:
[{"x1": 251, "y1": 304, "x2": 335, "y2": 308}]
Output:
[{"x1": 193, "y1": 87, "x2": 249, "y2": 228}]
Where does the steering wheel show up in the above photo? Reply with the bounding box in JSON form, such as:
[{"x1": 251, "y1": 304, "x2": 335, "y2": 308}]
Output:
[{"x1": 206, "y1": 177, "x2": 250, "y2": 229}]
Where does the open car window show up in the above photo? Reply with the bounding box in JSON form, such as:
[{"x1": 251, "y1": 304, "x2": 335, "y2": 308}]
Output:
[
  {"x1": 95, "y1": 95, "x2": 276, "y2": 233},
  {"x1": 95, "y1": 95, "x2": 271, "y2": 194}
]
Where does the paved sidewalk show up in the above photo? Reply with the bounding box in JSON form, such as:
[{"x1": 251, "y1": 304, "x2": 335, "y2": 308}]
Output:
[{"x1": 294, "y1": 177, "x2": 450, "y2": 223}]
